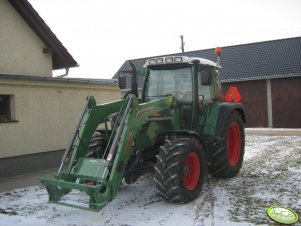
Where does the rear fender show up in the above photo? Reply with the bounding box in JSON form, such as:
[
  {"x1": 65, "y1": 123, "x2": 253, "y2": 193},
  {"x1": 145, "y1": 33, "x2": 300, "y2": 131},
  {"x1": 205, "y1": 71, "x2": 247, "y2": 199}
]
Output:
[{"x1": 215, "y1": 102, "x2": 245, "y2": 137}]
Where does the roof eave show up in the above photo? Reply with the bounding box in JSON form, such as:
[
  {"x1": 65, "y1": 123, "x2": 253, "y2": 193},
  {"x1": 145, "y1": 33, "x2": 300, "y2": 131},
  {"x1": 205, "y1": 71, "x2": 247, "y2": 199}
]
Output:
[
  {"x1": 8, "y1": 0, "x2": 79, "y2": 70},
  {"x1": 0, "y1": 73, "x2": 118, "y2": 86},
  {"x1": 221, "y1": 73, "x2": 301, "y2": 83}
]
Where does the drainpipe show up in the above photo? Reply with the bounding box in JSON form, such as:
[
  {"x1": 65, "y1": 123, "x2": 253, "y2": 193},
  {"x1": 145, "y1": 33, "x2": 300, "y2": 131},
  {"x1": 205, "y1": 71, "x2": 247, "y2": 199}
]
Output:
[{"x1": 56, "y1": 68, "x2": 69, "y2": 78}]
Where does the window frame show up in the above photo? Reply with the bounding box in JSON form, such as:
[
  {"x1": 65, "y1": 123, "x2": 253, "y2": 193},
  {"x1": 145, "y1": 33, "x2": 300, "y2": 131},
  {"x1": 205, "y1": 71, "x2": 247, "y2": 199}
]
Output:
[
  {"x1": 0, "y1": 95, "x2": 17, "y2": 123},
  {"x1": 143, "y1": 65, "x2": 193, "y2": 102}
]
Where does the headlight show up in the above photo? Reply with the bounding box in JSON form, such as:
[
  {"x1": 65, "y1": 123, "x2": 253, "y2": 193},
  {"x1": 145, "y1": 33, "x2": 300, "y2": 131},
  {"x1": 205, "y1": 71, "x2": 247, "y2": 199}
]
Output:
[
  {"x1": 156, "y1": 58, "x2": 164, "y2": 64},
  {"x1": 165, "y1": 57, "x2": 173, "y2": 63},
  {"x1": 174, "y1": 57, "x2": 183, "y2": 62},
  {"x1": 148, "y1": 59, "x2": 156, "y2": 64}
]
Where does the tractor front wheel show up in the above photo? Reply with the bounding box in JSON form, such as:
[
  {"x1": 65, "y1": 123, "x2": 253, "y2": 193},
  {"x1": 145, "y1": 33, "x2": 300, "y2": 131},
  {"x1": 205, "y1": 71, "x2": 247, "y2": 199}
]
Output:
[
  {"x1": 154, "y1": 137, "x2": 205, "y2": 203},
  {"x1": 86, "y1": 131, "x2": 108, "y2": 158},
  {"x1": 209, "y1": 111, "x2": 245, "y2": 178}
]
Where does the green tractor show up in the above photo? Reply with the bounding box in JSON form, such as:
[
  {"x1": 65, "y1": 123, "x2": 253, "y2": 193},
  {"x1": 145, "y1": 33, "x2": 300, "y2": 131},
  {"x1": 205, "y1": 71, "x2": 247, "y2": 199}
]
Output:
[{"x1": 42, "y1": 51, "x2": 245, "y2": 211}]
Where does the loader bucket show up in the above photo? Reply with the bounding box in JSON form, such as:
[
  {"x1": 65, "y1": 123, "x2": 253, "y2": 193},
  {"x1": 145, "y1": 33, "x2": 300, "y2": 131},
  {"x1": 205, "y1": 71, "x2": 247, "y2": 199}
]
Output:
[
  {"x1": 41, "y1": 96, "x2": 135, "y2": 212},
  {"x1": 41, "y1": 158, "x2": 113, "y2": 212},
  {"x1": 42, "y1": 178, "x2": 111, "y2": 211}
]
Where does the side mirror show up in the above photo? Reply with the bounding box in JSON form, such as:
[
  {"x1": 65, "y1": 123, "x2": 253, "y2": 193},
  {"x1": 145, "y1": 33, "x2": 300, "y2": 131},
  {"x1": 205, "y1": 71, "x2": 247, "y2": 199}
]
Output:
[
  {"x1": 201, "y1": 67, "x2": 212, "y2": 86},
  {"x1": 118, "y1": 76, "x2": 127, "y2": 90}
]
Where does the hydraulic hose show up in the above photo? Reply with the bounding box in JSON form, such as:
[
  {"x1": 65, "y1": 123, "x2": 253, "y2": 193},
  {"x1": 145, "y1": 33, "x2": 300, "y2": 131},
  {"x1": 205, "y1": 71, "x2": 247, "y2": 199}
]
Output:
[
  {"x1": 104, "y1": 94, "x2": 133, "y2": 169},
  {"x1": 58, "y1": 98, "x2": 91, "y2": 174}
]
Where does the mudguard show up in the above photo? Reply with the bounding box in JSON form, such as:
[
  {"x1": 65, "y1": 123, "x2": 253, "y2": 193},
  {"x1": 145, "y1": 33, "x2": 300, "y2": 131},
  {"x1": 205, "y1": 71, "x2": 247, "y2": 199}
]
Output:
[{"x1": 215, "y1": 102, "x2": 245, "y2": 137}]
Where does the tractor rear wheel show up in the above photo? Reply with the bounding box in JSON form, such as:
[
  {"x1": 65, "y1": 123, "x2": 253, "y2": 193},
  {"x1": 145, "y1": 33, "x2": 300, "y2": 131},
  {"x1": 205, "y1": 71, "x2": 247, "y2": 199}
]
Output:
[
  {"x1": 154, "y1": 137, "x2": 205, "y2": 203},
  {"x1": 209, "y1": 111, "x2": 245, "y2": 178}
]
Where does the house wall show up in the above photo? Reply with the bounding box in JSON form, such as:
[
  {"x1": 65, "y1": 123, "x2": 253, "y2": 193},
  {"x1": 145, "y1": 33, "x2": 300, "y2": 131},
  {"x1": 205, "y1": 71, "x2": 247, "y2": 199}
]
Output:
[
  {"x1": 0, "y1": 78, "x2": 120, "y2": 159},
  {"x1": 271, "y1": 77, "x2": 301, "y2": 128},
  {"x1": 0, "y1": 0, "x2": 52, "y2": 77}
]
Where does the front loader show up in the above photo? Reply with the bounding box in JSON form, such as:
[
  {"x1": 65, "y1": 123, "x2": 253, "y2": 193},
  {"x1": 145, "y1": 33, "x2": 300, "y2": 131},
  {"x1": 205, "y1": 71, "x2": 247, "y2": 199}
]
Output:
[{"x1": 42, "y1": 49, "x2": 246, "y2": 211}]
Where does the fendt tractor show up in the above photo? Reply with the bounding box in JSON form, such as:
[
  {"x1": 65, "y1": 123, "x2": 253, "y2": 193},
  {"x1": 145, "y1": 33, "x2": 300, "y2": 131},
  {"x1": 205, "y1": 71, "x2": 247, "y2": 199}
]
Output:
[{"x1": 42, "y1": 48, "x2": 246, "y2": 211}]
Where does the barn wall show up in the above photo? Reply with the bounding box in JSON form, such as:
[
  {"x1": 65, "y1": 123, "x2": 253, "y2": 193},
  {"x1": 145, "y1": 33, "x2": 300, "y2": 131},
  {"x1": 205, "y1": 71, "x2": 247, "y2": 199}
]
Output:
[
  {"x1": 222, "y1": 80, "x2": 268, "y2": 127},
  {"x1": 271, "y1": 77, "x2": 301, "y2": 128}
]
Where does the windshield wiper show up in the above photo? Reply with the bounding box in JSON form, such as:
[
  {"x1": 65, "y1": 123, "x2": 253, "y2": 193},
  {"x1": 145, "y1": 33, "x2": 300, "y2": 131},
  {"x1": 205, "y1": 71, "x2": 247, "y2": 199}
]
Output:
[{"x1": 146, "y1": 94, "x2": 171, "y2": 98}]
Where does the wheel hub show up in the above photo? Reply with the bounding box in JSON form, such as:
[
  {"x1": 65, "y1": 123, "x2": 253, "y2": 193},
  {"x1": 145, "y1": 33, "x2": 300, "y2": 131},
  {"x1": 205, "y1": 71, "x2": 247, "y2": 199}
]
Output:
[
  {"x1": 183, "y1": 152, "x2": 200, "y2": 191},
  {"x1": 227, "y1": 122, "x2": 241, "y2": 166}
]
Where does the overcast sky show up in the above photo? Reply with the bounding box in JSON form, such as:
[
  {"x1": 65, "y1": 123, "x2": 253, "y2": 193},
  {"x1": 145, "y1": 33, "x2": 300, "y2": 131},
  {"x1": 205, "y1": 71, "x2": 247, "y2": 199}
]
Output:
[{"x1": 28, "y1": 0, "x2": 301, "y2": 79}]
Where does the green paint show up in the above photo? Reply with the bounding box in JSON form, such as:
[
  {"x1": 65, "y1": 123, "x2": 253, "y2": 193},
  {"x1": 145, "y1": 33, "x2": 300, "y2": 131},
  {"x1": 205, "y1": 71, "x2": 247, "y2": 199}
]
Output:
[{"x1": 198, "y1": 103, "x2": 220, "y2": 135}]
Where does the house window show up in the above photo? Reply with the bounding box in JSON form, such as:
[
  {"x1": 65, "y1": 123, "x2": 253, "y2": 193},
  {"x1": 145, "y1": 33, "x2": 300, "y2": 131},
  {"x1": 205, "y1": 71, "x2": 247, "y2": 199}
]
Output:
[{"x1": 0, "y1": 95, "x2": 15, "y2": 123}]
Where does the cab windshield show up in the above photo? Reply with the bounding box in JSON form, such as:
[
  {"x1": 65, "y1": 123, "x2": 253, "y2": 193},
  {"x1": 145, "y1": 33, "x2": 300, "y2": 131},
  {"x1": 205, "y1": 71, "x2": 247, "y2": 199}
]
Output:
[{"x1": 144, "y1": 67, "x2": 193, "y2": 102}]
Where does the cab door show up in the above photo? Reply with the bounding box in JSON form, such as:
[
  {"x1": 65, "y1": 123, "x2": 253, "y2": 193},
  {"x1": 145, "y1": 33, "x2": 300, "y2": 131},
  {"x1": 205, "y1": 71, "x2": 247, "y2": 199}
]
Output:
[{"x1": 196, "y1": 66, "x2": 215, "y2": 133}]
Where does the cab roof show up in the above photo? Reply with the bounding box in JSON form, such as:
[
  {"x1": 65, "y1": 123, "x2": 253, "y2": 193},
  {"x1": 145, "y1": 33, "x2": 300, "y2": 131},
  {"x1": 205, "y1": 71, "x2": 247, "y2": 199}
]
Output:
[{"x1": 144, "y1": 56, "x2": 218, "y2": 68}]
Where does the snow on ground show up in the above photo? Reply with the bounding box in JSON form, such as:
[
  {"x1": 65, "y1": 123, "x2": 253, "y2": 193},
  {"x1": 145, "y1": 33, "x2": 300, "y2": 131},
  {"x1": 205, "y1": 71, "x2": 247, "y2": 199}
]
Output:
[{"x1": 1, "y1": 135, "x2": 301, "y2": 226}]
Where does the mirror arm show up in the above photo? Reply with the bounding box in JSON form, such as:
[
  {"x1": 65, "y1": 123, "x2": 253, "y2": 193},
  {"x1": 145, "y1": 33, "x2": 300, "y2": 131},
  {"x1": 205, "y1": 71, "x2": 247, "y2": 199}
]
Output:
[{"x1": 129, "y1": 61, "x2": 138, "y2": 97}]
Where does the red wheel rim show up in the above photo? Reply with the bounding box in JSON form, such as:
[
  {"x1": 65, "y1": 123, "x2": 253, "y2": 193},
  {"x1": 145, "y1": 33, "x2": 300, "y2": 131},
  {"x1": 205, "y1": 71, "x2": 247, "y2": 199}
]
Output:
[
  {"x1": 183, "y1": 152, "x2": 200, "y2": 191},
  {"x1": 227, "y1": 122, "x2": 241, "y2": 166}
]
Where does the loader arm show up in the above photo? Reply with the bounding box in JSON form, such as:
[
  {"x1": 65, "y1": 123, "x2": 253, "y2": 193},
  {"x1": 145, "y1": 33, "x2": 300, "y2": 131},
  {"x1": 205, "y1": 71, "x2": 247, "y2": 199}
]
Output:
[{"x1": 41, "y1": 95, "x2": 175, "y2": 211}]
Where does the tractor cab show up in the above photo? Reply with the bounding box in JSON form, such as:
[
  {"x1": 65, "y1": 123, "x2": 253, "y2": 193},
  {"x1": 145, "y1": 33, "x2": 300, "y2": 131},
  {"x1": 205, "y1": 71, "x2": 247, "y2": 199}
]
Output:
[{"x1": 142, "y1": 56, "x2": 223, "y2": 130}]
